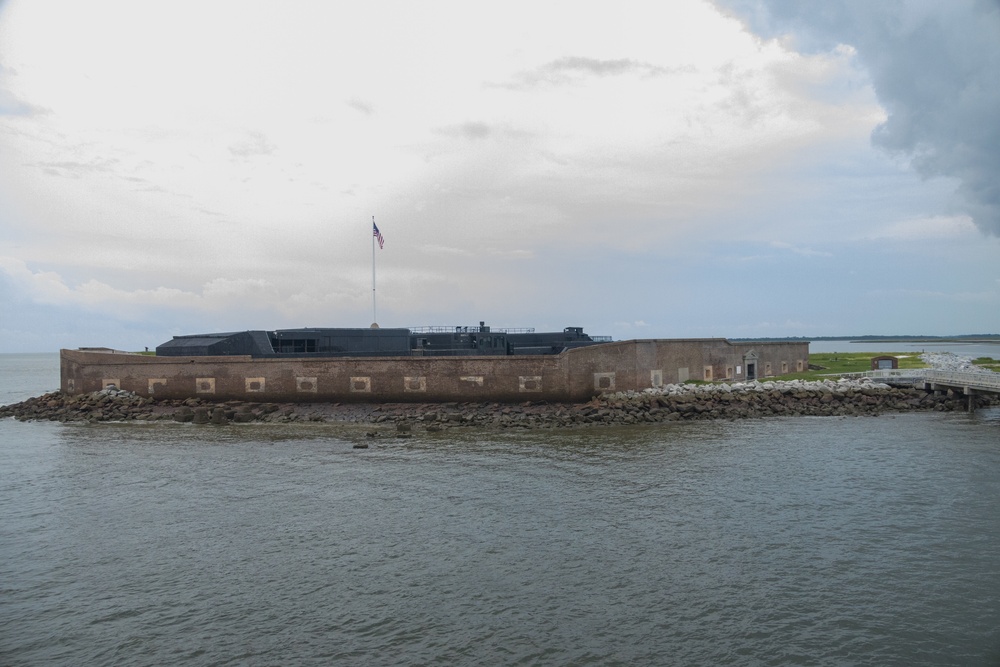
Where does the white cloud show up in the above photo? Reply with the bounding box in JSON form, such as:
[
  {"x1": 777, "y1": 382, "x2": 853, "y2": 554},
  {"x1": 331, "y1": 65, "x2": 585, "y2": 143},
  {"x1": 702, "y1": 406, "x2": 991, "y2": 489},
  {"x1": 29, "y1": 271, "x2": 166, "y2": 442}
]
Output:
[
  {"x1": 769, "y1": 241, "x2": 833, "y2": 257},
  {"x1": 863, "y1": 215, "x2": 979, "y2": 241},
  {"x1": 0, "y1": 256, "x2": 287, "y2": 320},
  {"x1": 419, "y1": 245, "x2": 471, "y2": 257},
  {"x1": 0, "y1": 256, "x2": 73, "y2": 304},
  {"x1": 0, "y1": 0, "x2": 997, "y2": 349},
  {"x1": 228, "y1": 131, "x2": 276, "y2": 158}
]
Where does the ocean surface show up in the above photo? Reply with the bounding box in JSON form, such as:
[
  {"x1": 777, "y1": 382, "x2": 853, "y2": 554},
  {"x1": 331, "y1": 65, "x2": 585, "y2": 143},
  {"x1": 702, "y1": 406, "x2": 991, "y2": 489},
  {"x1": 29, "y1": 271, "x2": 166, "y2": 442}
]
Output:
[{"x1": 2, "y1": 353, "x2": 1000, "y2": 666}]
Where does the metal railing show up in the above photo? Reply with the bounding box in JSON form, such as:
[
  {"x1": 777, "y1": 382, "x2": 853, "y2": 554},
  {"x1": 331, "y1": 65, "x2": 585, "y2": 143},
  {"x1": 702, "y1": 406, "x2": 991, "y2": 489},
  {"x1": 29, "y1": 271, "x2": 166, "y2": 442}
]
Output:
[
  {"x1": 922, "y1": 369, "x2": 1000, "y2": 392},
  {"x1": 852, "y1": 368, "x2": 1000, "y2": 393},
  {"x1": 855, "y1": 369, "x2": 927, "y2": 380},
  {"x1": 408, "y1": 325, "x2": 536, "y2": 334}
]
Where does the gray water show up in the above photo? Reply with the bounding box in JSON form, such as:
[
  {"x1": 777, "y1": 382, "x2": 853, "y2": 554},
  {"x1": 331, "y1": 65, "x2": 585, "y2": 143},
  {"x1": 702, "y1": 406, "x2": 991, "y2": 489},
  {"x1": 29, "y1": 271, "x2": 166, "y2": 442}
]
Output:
[
  {"x1": 0, "y1": 352, "x2": 60, "y2": 406},
  {"x1": 2, "y1": 354, "x2": 1000, "y2": 666}
]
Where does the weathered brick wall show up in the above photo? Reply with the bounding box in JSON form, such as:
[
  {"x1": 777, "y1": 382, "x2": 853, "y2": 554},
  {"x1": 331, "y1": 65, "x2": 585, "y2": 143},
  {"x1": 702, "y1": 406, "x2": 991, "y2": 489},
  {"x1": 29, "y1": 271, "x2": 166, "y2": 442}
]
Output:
[
  {"x1": 60, "y1": 339, "x2": 809, "y2": 403},
  {"x1": 60, "y1": 350, "x2": 568, "y2": 403},
  {"x1": 565, "y1": 339, "x2": 809, "y2": 395}
]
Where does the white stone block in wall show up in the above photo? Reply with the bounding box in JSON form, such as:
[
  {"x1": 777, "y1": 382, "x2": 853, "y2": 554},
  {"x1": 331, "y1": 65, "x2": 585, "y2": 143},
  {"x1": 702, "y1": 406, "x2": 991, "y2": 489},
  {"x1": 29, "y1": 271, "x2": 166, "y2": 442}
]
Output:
[
  {"x1": 404, "y1": 376, "x2": 427, "y2": 392},
  {"x1": 519, "y1": 376, "x2": 542, "y2": 392}
]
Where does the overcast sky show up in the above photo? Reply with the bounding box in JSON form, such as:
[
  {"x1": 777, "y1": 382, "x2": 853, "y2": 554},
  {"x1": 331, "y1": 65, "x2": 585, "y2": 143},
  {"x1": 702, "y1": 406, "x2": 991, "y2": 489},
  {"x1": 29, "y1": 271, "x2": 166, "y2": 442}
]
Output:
[{"x1": 1, "y1": 0, "x2": 998, "y2": 353}]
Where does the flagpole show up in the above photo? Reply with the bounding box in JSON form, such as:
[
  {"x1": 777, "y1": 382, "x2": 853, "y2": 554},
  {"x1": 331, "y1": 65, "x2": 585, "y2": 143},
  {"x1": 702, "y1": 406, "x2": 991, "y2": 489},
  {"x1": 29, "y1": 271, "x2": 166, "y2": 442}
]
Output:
[{"x1": 372, "y1": 215, "x2": 377, "y2": 325}]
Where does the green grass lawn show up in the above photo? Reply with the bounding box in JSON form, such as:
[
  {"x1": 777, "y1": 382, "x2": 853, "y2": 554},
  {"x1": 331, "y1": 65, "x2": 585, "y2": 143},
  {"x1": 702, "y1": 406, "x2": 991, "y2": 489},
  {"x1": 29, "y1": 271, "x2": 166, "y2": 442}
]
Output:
[
  {"x1": 973, "y1": 357, "x2": 1000, "y2": 372},
  {"x1": 776, "y1": 352, "x2": 929, "y2": 381},
  {"x1": 775, "y1": 352, "x2": 1000, "y2": 381}
]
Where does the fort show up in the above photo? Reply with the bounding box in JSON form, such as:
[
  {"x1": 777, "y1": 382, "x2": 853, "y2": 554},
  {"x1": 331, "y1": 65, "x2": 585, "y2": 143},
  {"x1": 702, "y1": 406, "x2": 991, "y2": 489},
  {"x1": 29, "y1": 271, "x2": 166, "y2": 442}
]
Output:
[{"x1": 60, "y1": 336, "x2": 809, "y2": 403}]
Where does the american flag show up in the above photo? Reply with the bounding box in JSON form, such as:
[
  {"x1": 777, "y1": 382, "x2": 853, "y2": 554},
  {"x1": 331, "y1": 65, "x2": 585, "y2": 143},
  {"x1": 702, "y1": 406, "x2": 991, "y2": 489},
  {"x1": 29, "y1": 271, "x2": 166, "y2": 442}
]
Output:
[{"x1": 373, "y1": 221, "x2": 384, "y2": 249}]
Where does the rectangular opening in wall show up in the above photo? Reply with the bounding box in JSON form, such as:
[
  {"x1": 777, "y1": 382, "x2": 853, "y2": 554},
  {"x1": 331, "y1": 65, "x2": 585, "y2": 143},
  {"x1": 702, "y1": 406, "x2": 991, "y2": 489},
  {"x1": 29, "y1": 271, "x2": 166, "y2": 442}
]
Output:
[
  {"x1": 593, "y1": 372, "x2": 616, "y2": 391},
  {"x1": 404, "y1": 376, "x2": 427, "y2": 392}
]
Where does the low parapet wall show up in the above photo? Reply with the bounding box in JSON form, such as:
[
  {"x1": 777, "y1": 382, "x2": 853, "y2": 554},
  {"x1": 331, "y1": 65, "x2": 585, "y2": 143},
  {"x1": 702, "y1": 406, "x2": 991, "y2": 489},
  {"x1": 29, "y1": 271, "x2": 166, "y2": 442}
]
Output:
[
  {"x1": 60, "y1": 339, "x2": 809, "y2": 403},
  {"x1": 565, "y1": 338, "x2": 808, "y2": 389},
  {"x1": 61, "y1": 350, "x2": 568, "y2": 403}
]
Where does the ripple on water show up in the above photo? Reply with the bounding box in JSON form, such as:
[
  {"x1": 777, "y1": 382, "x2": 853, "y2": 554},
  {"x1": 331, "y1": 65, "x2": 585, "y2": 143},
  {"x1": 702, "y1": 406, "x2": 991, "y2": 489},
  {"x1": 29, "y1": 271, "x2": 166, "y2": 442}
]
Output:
[{"x1": 1, "y1": 411, "x2": 1000, "y2": 665}]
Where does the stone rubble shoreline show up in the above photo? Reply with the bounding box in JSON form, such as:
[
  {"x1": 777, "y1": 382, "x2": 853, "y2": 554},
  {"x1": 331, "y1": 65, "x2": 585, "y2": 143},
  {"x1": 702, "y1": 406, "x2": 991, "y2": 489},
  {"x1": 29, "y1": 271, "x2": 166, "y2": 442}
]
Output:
[
  {"x1": 918, "y1": 351, "x2": 983, "y2": 372},
  {"x1": 2, "y1": 352, "x2": 996, "y2": 431}
]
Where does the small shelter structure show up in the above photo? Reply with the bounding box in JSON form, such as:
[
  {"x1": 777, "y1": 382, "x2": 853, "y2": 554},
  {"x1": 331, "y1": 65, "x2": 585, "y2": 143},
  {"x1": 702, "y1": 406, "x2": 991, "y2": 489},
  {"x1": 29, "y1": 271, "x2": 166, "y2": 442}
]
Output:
[{"x1": 871, "y1": 355, "x2": 899, "y2": 370}]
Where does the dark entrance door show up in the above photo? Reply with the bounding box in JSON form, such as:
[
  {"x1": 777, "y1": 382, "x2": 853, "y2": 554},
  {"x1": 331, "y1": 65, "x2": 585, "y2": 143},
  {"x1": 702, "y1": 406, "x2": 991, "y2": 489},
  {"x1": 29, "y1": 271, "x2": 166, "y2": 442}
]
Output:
[{"x1": 744, "y1": 350, "x2": 759, "y2": 381}]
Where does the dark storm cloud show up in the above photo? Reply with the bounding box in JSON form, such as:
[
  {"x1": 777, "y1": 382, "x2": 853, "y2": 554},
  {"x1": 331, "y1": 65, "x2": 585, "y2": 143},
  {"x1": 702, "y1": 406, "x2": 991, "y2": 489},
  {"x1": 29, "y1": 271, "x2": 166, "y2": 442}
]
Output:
[{"x1": 719, "y1": 0, "x2": 1000, "y2": 235}]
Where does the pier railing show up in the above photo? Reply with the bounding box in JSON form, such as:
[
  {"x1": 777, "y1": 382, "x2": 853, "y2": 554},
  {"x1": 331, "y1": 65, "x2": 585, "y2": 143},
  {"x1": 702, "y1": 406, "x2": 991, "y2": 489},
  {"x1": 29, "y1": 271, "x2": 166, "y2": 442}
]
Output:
[
  {"x1": 921, "y1": 369, "x2": 1000, "y2": 393},
  {"x1": 851, "y1": 368, "x2": 1000, "y2": 394}
]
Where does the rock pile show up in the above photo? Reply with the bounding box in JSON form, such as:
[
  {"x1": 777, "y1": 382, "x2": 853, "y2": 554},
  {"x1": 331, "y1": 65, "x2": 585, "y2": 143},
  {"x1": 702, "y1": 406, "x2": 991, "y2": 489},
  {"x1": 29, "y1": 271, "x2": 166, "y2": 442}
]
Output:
[
  {"x1": 0, "y1": 386, "x2": 160, "y2": 423},
  {"x1": 1, "y1": 377, "x2": 994, "y2": 430},
  {"x1": 920, "y1": 351, "x2": 980, "y2": 372},
  {"x1": 586, "y1": 377, "x2": 992, "y2": 424}
]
